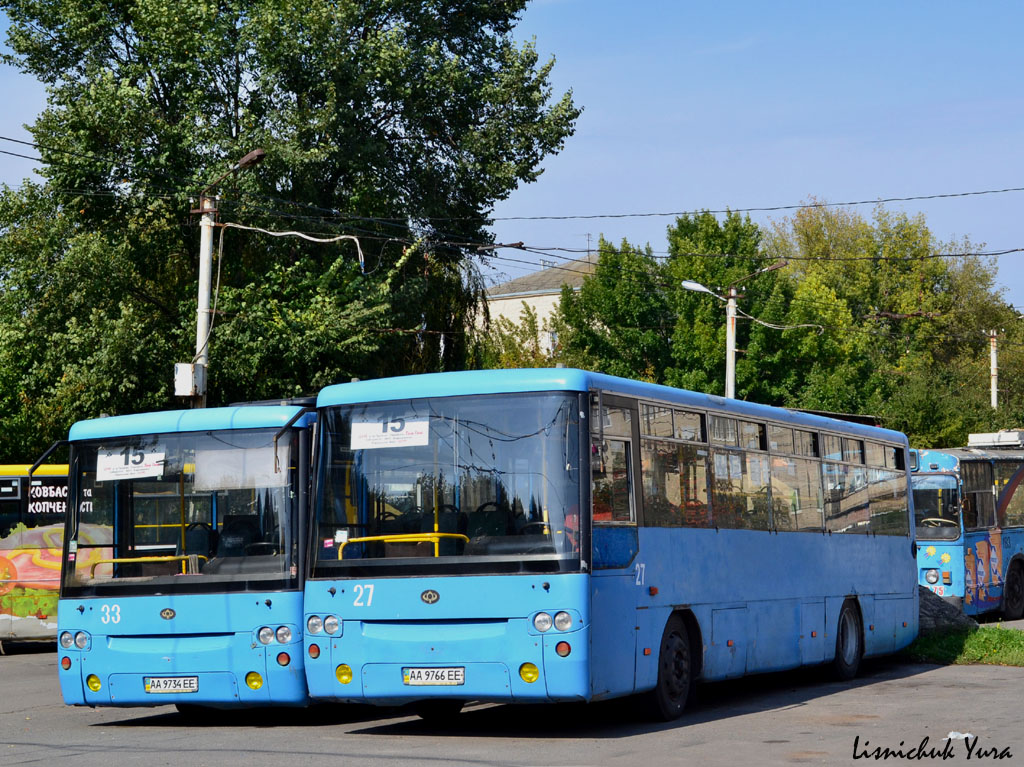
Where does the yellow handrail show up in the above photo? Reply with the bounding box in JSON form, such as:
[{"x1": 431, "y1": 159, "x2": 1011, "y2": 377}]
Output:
[
  {"x1": 340, "y1": 533, "x2": 469, "y2": 558},
  {"x1": 90, "y1": 554, "x2": 208, "y2": 577}
]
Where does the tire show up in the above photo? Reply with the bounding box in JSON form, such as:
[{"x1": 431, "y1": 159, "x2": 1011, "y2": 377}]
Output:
[
  {"x1": 414, "y1": 699, "x2": 464, "y2": 722},
  {"x1": 1003, "y1": 563, "x2": 1024, "y2": 621},
  {"x1": 832, "y1": 599, "x2": 863, "y2": 681},
  {"x1": 646, "y1": 615, "x2": 692, "y2": 721}
]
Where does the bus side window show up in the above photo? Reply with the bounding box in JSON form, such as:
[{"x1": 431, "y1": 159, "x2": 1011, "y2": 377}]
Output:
[
  {"x1": 0, "y1": 479, "x2": 20, "y2": 541},
  {"x1": 962, "y1": 461, "x2": 996, "y2": 530},
  {"x1": 592, "y1": 439, "x2": 633, "y2": 523}
]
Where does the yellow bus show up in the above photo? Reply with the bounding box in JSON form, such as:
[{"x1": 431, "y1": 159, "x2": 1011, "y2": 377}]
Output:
[{"x1": 0, "y1": 465, "x2": 69, "y2": 643}]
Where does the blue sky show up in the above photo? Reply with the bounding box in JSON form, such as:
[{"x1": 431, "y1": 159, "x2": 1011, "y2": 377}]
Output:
[{"x1": 2, "y1": 2, "x2": 1022, "y2": 307}]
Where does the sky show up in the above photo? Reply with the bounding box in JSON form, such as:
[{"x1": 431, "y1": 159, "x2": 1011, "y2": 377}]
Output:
[{"x1": 1, "y1": 1, "x2": 1022, "y2": 307}]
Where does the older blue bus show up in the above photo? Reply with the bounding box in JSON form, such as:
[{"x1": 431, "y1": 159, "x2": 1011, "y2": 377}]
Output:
[
  {"x1": 912, "y1": 434, "x2": 1024, "y2": 618},
  {"x1": 57, "y1": 403, "x2": 314, "y2": 710},
  {"x1": 303, "y1": 369, "x2": 918, "y2": 720}
]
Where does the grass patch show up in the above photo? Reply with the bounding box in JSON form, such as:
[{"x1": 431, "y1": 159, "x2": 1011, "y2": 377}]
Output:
[{"x1": 903, "y1": 626, "x2": 1024, "y2": 666}]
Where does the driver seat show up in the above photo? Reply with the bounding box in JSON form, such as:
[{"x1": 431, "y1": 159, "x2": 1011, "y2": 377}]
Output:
[{"x1": 217, "y1": 515, "x2": 260, "y2": 557}]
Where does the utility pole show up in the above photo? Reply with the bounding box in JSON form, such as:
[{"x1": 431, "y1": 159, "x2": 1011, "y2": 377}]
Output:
[
  {"x1": 725, "y1": 286, "x2": 737, "y2": 399},
  {"x1": 990, "y1": 329, "x2": 999, "y2": 410},
  {"x1": 175, "y1": 148, "x2": 266, "y2": 408}
]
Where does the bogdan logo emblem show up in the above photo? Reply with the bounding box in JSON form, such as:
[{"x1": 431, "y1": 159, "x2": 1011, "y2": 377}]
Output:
[
  {"x1": 421, "y1": 589, "x2": 440, "y2": 605},
  {"x1": 160, "y1": 608, "x2": 175, "y2": 620}
]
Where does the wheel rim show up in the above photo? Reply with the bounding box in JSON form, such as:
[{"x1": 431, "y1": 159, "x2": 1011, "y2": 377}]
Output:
[
  {"x1": 662, "y1": 632, "x2": 689, "y2": 702},
  {"x1": 839, "y1": 610, "x2": 858, "y2": 666}
]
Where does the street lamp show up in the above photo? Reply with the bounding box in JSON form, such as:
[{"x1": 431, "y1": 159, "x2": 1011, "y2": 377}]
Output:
[
  {"x1": 175, "y1": 148, "x2": 266, "y2": 407},
  {"x1": 680, "y1": 261, "x2": 787, "y2": 399}
]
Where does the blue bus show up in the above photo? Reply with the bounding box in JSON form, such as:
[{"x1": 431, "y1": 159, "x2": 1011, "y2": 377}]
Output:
[
  {"x1": 56, "y1": 403, "x2": 314, "y2": 710},
  {"x1": 912, "y1": 434, "x2": 1024, "y2": 619},
  {"x1": 303, "y1": 369, "x2": 918, "y2": 720}
]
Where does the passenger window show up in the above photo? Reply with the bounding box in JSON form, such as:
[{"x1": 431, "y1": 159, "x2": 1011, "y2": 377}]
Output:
[
  {"x1": 641, "y1": 440, "x2": 710, "y2": 528},
  {"x1": 771, "y1": 456, "x2": 823, "y2": 531},
  {"x1": 769, "y1": 425, "x2": 794, "y2": 454},
  {"x1": 795, "y1": 430, "x2": 819, "y2": 458},
  {"x1": 864, "y1": 442, "x2": 886, "y2": 467},
  {"x1": 640, "y1": 404, "x2": 674, "y2": 438},
  {"x1": 674, "y1": 410, "x2": 705, "y2": 442},
  {"x1": 593, "y1": 404, "x2": 632, "y2": 438},
  {"x1": 710, "y1": 416, "x2": 738, "y2": 446},
  {"x1": 843, "y1": 438, "x2": 864, "y2": 464},
  {"x1": 592, "y1": 438, "x2": 634, "y2": 524},
  {"x1": 823, "y1": 435, "x2": 842, "y2": 461},
  {"x1": 710, "y1": 450, "x2": 771, "y2": 530},
  {"x1": 739, "y1": 421, "x2": 766, "y2": 451}
]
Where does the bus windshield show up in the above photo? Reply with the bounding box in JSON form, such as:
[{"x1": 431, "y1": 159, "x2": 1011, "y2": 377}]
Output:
[
  {"x1": 314, "y1": 392, "x2": 582, "y2": 576},
  {"x1": 912, "y1": 474, "x2": 961, "y2": 540},
  {"x1": 62, "y1": 429, "x2": 301, "y2": 597}
]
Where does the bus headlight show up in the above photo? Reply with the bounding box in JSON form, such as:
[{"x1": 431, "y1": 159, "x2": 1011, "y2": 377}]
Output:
[
  {"x1": 324, "y1": 615, "x2": 340, "y2": 635},
  {"x1": 554, "y1": 611, "x2": 573, "y2": 631},
  {"x1": 925, "y1": 569, "x2": 940, "y2": 585},
  {"x1": 74, "y1": 631, "x2": 89, "y2": 649},
  {"x1": 59, "y1": 631, "x2": 74, "y2": 649},
  {"x1": 258, "y1": 626, "x2": 275, "y2": 644},
  {"x1": 307, "y1": 616, "x2": 323, "y2": 635},
  {"x1": 533, "y1": 612, "x2": 553, "y2": 632},
  {"x1": 275, "y1": 625, "x2": 292, "y2": 644}
]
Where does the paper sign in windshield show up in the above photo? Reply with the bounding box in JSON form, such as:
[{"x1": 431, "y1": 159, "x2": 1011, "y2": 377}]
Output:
[
  {"x1": 96, "y1": 446, "x2": 166, "y2": 480},
  {"x1": 351, "y1": 418, "x2": 429, "y2": 449}
]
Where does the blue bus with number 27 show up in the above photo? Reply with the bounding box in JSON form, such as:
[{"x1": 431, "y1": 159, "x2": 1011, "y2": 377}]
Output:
[
  {"x1": 56, "y1": 402, "x2": 314, "y2": 711},
  {"x1": 303, "y1": 369, "x2": 918, "y2": 720}
]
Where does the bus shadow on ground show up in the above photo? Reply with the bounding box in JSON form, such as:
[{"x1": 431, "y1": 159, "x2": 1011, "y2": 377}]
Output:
[
  {"x1": 97, "y1": 702, "x2": 403, "y2": 728},
  {"x1": 349, "y1": 657, "x2": 939, "y2": 739}
]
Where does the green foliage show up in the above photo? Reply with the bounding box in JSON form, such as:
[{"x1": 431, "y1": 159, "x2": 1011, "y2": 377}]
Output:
[
  {"x1": 472, "y1": 302, "x2": 554, "y2": 369},
  {"x1": 0, "y1": 0, "x2": 579, "y2": 461},
  {"x1": 520, "y1": 205, "x2": 1024, "y2": 447},
  {"x1": 903, "y1": 626, "x2": 1024, "y2": 666}
]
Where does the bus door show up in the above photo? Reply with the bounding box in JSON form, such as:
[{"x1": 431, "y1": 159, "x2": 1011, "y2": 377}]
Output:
[
  {"x1": 589, "y1": 397, "x2": 640, "y2": 699},
  {"x1": 961, "y1": 461, "x2": 1000, "y2": 613}
]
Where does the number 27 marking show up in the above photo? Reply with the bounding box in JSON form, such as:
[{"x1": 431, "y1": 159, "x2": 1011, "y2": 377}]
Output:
[
  {"x1": 634, "y1": 563, "x2": 646, "y2": 586},
  {"x1": 353, "y1": 584, "x2": 374, "y2": 607}
]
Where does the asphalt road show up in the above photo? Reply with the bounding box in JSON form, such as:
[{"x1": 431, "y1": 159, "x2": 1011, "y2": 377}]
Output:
[{"x1": 2, "y1": 644, "x2": 1021, "y2": 766}]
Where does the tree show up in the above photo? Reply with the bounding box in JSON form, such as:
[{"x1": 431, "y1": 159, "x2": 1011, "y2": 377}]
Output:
[
  {"x1": 0, "y1": 0, "x2": 580, "y2": 460},
  {"x1": 553, "y1": 237, "x2": 673, "y2": 381}
]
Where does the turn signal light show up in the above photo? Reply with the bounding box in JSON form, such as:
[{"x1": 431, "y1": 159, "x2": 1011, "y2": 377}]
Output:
[
  {"x1": 308, "y1": 644, "x2": 321, "y2": 659},
  {"x1": 555, "y1": 641, "x2": 571, "y2": 657},
  {"x1": 245, "y1": 671, "x2": 264, "y2": 690},
  {"x1": 61, "y1": 657, "x2": 71, "y2": 670},
  {"x1": 277, "y1": 652, "x2": 291, "y2": 667},
  {"x1": 336, "y1": 664, "x2": 353, "y2": 684},
  {"x1": 519, "y1": 663, "x2": 540, "y2": 683}
]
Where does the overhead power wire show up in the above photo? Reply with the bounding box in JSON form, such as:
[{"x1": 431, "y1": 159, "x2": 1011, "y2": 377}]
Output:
[{"x1": 6, "y1": 133, "x2": 1024, "y2": 232}]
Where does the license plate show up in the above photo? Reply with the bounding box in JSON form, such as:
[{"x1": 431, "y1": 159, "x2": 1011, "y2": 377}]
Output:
[
  {"x1": 403, "y1": 667, "x2": 465, "y2": 686},
  {"x1": 144, "y1": 676, "x2": 199, "y2": 694}
]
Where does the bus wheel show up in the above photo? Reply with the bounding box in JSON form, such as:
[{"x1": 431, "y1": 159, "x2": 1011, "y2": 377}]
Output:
[
  {"x1": 414, "y1": 699, "x2": 464, "y2": 722},
  {"x1": 833, "y1": 600, "x2": 863, "y2": 681},
  {"x1": 1003, "y1": 564, "x2": 1024, "y2": 621},
  {"x1": 647, "y1": 615, "x2": 691, "y2": 721}
]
